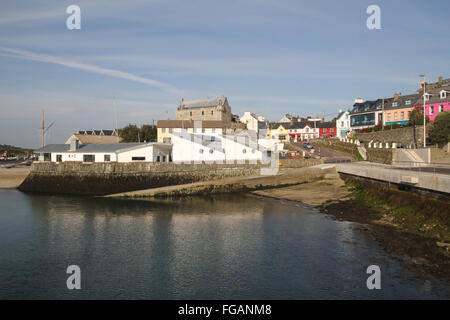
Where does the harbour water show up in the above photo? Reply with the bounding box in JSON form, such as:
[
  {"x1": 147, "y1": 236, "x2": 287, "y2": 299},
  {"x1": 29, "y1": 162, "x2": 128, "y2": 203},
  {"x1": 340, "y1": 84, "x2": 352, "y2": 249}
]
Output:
[{"x1": 0, "y1": 189, "x2": 448, "y2": 299}]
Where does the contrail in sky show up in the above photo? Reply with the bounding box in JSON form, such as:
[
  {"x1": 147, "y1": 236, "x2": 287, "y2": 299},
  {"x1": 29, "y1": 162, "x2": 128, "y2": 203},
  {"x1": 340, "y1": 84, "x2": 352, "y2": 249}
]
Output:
[{"x1": 0, "y1": 46, "x2": 184, "y2": 95}]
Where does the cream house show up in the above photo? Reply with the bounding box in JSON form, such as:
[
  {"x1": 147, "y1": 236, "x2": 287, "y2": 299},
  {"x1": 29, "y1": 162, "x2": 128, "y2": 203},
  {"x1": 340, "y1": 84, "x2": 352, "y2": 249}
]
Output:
[{"x1": 157, "y1": 120, "x2": 225, "y2": 144}]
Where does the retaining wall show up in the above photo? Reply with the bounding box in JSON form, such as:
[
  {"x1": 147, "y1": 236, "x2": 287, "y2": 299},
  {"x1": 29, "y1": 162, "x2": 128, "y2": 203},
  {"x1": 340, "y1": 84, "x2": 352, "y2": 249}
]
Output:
[{"x1": 355, "y1": 125, "x2": 424, "y2": 147}]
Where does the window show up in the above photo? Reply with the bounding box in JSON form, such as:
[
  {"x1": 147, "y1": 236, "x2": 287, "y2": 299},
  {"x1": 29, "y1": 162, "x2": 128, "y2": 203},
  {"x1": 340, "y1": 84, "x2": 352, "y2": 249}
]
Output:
[
  {"x1": 212, "y1": 128, "x2": 215, "y2": 133},
  {"x1": 242, "y1": 149, "x2": 247, "y2": 154},
  {"x1": 162, "y1": 128, "x2": 166, "y2": 133},
  {"x1": 211, "y1": 111, "x2": 213, "y2": 115},
  {"x1": 341, "y1": 121, "x2": 344, "y2": 127},
  {"x1": 202, "y1": 111, "x2": 204, "y2": 116},
  {"x1": 387, "y1": 113, "x2": 391, "y2": 121},
  {"x1": 169, "y1": 128, "x2": 173, "y2": 133},
  {"x1": 132, "y1": 156, "x2": 145, "y2": 161},
  {"x1": 190, "y1": 111, "x2": 192, "y2": 116},
  {"x1": 408, "y1": 111, "x2": 411, "y2": 118},
  {"x1": 83, "y1": 154, "x2": 95, "y2": 162},
  {"x1": 394, "y1": 112, "x2": 398, "y2": 120},
  {"x1": 199, "y1": 149, "x2": 204, "y2": 154},
  {"x1": 56, "y1": 154, "x2": 62, "y2": 162},
  {"x1": 156, "y1": 156, "x2": 160, "y2": 162},
  {"x1": 430, "y1": 106, "x2": 434, "y2": 114},
  {"x1": 441, "y1": 91, "x2": 447, "y2": 99},
  {"x1": 163, "y1": 137, "x2": 171, "y2": 144},
  {"x1": 405, "y1": 100, "x2": 411, "y2": 105},
  {"x1": 401, "y1": 112, "x2": 404, "y2": 120},
  {"x1": 162, "y1": 156, "x2": 166, "y2": 162},
  {"x1": 202, "y1": 128, "x2": 205, "y2": 133},
  {"x1": 209, "y1": 149, "x2": 213, "y2": 154},
  {"x1": 330, "y1": 128, "x2": 334, "y2": 132},
  {"x1": 424, "y1": 94, "x2": 430, "y2": 101},
  {"x1": 392, "y1": 102, "x2": 398, "y2": 107},
  {"x1": 104, "y1": 154, "x2": 110, "y2": 162},
  {"x1": 439, "y1": 105, "x2": 444, "y2": 112}
]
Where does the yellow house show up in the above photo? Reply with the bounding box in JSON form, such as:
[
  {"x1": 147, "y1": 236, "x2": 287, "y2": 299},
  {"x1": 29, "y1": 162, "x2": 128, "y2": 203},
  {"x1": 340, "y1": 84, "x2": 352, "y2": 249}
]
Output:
[{"x1": 268, "y1": 124, "x2": 289, "y2": 143}]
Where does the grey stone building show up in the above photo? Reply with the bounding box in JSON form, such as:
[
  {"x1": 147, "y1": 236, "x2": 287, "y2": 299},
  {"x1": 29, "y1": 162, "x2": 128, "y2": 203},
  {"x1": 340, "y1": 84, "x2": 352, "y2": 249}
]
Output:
[{"x1": 176, "y1": 96, "x2": 232, "y2": 126}]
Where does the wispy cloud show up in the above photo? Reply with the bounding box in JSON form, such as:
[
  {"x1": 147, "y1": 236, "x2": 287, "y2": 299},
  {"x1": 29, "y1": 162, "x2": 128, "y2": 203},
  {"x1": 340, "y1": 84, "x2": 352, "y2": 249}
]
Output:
[{"x1": 0, "y1": 46, "x2": 185, "y2": 95}]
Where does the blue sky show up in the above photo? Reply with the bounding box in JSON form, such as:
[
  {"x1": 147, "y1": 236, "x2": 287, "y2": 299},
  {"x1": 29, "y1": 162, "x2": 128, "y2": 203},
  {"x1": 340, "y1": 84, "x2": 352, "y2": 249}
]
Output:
[{"x1": 0, "y1": 0, "x2": 449, "y2": 147}]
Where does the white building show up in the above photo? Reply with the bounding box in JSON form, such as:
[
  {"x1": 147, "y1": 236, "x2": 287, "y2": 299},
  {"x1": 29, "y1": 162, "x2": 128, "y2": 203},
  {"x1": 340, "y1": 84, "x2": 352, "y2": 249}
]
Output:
[
  {"x1": 35, "y1": 139, "x2": 172, "y2": 163},
  {"x1": 240, "y1": 112, "x2": 259, "y2": 132},
  {"x1": 240, "y1": 112, "x2": 268, "y2": 138},
  {"x1": 287, "y1": 121, "x2": 320, "y2": 142},
  {"x1": 336, "y1": 110, "x2": 350, "y2": 138},
  {"x1": 171, "y1": 129, "x2": 280, "y2": 164}
]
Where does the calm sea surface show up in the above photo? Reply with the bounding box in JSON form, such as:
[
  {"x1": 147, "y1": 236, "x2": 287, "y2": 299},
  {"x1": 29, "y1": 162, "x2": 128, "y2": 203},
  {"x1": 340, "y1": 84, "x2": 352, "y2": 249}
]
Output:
[{"x1": 0, "y1": 189, "x2": 448, "y2": 299}]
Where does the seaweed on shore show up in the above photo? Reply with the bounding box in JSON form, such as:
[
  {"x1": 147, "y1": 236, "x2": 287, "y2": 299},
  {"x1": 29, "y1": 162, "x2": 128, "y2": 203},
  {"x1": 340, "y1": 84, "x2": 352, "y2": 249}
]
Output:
[{"x1": 320, "y1": 178, "x2": 450, "y2": 281}]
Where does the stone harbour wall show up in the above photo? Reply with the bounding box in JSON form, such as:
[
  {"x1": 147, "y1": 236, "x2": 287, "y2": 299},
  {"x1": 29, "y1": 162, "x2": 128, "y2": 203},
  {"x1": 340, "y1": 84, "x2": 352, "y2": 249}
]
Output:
[{"x1": 19, "y1": 162, "x2": 265, "y2": 196}]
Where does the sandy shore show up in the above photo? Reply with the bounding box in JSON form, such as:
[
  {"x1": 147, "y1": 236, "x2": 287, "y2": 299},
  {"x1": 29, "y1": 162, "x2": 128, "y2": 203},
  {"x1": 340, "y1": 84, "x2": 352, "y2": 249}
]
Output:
[
  {"x1": 0, "y1": 167, "x2": 30, "y2": 188},
  {"x1": 252, "y1": 172, "x2": 351, "y2": 206},
  {"x1": 105, "y1": 166, "x2": 338, "y2": 198}
]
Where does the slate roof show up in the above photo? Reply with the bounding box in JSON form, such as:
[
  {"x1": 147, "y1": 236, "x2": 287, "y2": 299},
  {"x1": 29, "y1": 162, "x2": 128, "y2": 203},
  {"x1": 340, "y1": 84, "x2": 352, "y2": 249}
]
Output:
[
  {"x1": 317, "y1": 121, "x2": 336, "y2": 128},
  {"x1": 178, "y1": 96, "x2": 227, "y2": 109},
  {"x1": 35, "y1": 143, "x2": 169, "y2": 153},
  {"x1": 383, "y1": 93, "x2": 420, "y2": 110},
  {"x1": 415, "y1": 83, "x2": 450, "y2": 105},
  {"x1": 287, "y1": 121, "x2": 317, "y2": 129},
  {"x1": 258, "y1": 121, "x2": 268, "y2": 130},
  {"x1": 65, "y1": 134, "x2": 121, "y2": 144},
  {"x1": 350, "y1": 100, "x2": 384, "y2": 114}
]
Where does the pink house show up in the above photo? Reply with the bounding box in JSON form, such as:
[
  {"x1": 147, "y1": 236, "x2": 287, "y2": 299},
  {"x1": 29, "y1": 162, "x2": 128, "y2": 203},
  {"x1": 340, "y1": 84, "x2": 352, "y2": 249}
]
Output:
[{"x1": 415, "y1": 87, "x2": 450, "y2": 122}]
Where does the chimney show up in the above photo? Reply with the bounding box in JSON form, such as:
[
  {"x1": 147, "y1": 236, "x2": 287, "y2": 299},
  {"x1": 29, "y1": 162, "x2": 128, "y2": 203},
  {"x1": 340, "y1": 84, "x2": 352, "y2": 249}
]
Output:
[
  {"x1": 394, "y1": 93, "x2": 399, "y2": 101},
  {"x1": 439, "y1": 76, "x2": 443, "y2": 85},
  {"x1": 420, "y1": 81, "x2": 425, "y2": 90},
  {"x1": 69, "y1": 138, "x2": 79, "y2": 152},
  {"x1": 354, "y1": 98, "x2": 364, "y2": 104}
]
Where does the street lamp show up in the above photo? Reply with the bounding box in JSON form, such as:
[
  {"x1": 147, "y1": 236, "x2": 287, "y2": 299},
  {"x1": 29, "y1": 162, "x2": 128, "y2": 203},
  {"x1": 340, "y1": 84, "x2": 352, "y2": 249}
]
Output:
[{"x1": 419, "y1": 75, "x2": 427, "y2": 148}]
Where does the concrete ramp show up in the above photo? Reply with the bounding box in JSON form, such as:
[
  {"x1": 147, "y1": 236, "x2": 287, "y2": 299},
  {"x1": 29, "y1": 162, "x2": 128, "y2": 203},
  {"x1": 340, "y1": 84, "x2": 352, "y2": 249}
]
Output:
[
  {"x1": 395, "y1": 149, "x2": 429, "y2": 167},
  {"x1": 357, "y1": 146, "x2": 367, "y2": 160}
]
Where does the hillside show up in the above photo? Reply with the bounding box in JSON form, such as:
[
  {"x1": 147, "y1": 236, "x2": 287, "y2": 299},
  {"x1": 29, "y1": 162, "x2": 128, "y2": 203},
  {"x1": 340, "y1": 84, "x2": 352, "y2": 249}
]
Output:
[{"x1": 0, "y1": 144, "x2": 34, "y2": 156}]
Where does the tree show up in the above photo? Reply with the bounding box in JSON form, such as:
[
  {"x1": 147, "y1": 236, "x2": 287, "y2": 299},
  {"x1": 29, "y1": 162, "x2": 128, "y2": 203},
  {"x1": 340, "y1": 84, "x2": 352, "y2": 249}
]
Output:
[
  {"x1": 428, "y1": 111, "x2": 450, "y2": 146},
  {"x1": 140, "y1": 125, "x2": 157, "y2": 142},
  {"x1": 119, "y1": 124, "x2": 140, "y2": 142},
  {"x1": 119, "y1": 124, "x2": 157, "y2": 143},
  {"x1": 409, "y1": 107, "x2": 430, "y2": 126}
]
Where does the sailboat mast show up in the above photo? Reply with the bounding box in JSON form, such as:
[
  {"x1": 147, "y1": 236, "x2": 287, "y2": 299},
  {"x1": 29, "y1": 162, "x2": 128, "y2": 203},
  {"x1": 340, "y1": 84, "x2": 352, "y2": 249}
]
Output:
[{"x1": 42, "y1": 110, "x2": 45, "y2": 148}]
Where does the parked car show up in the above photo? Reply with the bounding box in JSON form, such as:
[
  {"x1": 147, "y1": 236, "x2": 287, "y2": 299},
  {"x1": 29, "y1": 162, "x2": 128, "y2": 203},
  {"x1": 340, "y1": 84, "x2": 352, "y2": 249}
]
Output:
[{"x1": 303, "y1": 142, "x2": 313, "y2": 149}]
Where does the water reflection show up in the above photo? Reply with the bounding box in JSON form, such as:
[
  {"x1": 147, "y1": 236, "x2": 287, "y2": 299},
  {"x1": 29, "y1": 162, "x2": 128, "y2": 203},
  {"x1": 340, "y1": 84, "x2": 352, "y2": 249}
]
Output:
[{"x1": 0, "y1": 190, "x2": 448, "y2": 299}]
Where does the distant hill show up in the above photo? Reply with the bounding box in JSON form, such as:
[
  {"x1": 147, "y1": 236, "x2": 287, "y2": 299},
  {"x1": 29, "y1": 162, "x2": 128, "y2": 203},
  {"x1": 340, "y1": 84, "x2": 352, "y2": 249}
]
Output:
[{"x1": 0, "y1": 144, "x2": 34, "y2": 156}]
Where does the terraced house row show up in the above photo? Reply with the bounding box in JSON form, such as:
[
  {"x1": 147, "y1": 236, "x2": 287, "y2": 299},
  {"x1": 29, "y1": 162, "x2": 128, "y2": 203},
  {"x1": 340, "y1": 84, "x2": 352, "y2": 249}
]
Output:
[{"x1": 344, "y1": 76, "x2": 450, "y2": 135}]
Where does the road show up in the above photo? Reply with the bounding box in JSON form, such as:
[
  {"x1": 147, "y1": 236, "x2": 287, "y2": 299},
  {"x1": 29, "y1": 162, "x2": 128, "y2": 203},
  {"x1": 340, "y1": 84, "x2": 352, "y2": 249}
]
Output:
[{"x1": 291, "y1": 141, "x2": 352, "y2": 163}]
